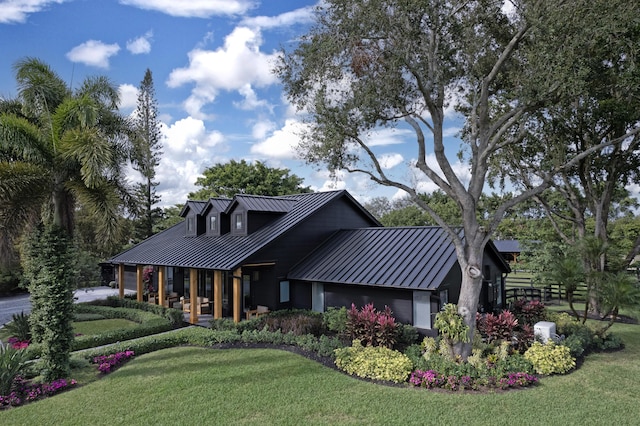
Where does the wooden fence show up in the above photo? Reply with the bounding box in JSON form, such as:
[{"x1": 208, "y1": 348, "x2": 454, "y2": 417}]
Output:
[{"x1": 504, "y1": 276, "x2": 588, "y2": 304}]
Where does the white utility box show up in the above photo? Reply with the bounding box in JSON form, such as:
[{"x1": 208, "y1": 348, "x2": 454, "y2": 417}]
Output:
[{"x1": 534, "y1": 321, "x2": 557, "y2": 343}]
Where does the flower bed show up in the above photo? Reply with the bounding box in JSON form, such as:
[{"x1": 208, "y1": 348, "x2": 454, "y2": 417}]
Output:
[
  {"x1": 0, "y1": 376, "x2": 77, "y2": 409},
  {"x1": 409, "y1": 369, "x2": 538, "y2": 391},
  {"x1": 92, "y1": 350, "x2": 135, "y2": 374}
]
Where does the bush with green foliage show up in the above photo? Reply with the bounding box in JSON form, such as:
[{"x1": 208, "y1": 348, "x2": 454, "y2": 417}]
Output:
[
  {"x1": 260, "y1": 310, "x2": 324, "y2": 336},
  {"x1": 346, "y1": 303, "x2": 399, "y2": 348},
  {"x1": 434, "y1": 304, "x2": 469, "y2": 359},
  {"x1": 22, "y1": 225, "x2": 76, "y2": 381},
  {"x1": 0, "y1": 344, "x2": 31, "y2": 396},
  {"x1": 334, "y1": 340, "x2": 413, "y2": 383},
  {"x1": 3, "y1": 312, "x2": 31, "y2": 342},
  {"x1": 323, "y1": 306, "x2": 348, "y2": 334},
  {"x1": 92, "y1": 297, "x2": 184, "y2": 326},
  {"x1": 524, "y1": 341, "x2": 576, "y2": 375}
]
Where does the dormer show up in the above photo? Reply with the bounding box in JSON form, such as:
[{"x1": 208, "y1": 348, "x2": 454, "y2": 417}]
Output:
[
  {"x1": 202, "y1": 198, "x2": 232, "y2": 236},
  {"x1": 179, "y1": 200, "x2": 208, "y2": 236},
  {"x1": 226, "y1": 195, "x2": 296, "y2": 236}
]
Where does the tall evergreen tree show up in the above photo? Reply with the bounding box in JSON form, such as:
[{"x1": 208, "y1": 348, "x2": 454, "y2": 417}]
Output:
[{"x1": 131, "y1": 68, "x2": 163, "y2": 242}]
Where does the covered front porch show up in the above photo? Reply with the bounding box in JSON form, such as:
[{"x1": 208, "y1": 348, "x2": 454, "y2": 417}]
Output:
[{"x1": 114, "y1": 263, "x2": 272, "y2": 325}]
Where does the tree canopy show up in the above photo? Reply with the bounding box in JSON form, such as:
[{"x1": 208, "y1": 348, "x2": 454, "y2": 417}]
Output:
[
  {"x1": 189, "y1": 159, "x2": 312, "y2": 200},
  {"x1": 277, "y1": 0, "x2": 640, "y2": 357}
]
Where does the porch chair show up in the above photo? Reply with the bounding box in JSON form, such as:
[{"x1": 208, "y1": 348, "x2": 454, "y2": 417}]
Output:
[{"x1": 246, "y1": 305, "x2": 270, "y2": 320}]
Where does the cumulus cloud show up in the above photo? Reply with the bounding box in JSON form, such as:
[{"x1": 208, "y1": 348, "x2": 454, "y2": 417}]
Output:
[
  {"x1": 126, "y1": 30, "x2": 153, "y2": 54},
  {"x1": 66, "y1": 40, "x2": 120, "y2": 68},
  {"x1": 155, "y1": 117, "x2": 227, "y2": 205},
  {"x1": 251, "y1": 119, "x2": 276, "y2": 140},
  {"x1": 0, "y1": 0, "x2": 66, "y2": 24},
  {"x1": 234, "y1": 84, "x2": 270, "y2": 111},
  {"x1": 250, "y1": 119, "x2": 306, "y2": 160},
  {"x1": 240, "y1": 5, "x2": 316, "y2": 29},
  {"x1": 378, "y1": 153, "x2": 404, "y2": 169},
  {"x1": 367, "y1": 128, "x2": 412, "y2": 147},
  {"x1": 118, "y1": 84, "x2": 138, "y2": 110},
  {"x1": 119, "y1": 0, "x2": 253, "y2": 17},
  {"x1": 167, "y1": 26, "x2": 279, "y2": 118}
]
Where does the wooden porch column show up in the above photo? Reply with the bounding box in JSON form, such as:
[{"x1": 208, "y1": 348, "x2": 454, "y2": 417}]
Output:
[
  {"x1": 233, "y1": 268, "x2": 242, "y2": 323},
  {"x1": 158, "y1": 266, "x2": 166, "y2": 307},
  {"x1": 213, "y1": 270, "x2": 223, "y2": 319},
  {"x1": 136, "y1": 265, "x2": 144, "y2": 302},
  {"x1": 190, "y1": 268, "x2": 198, "y2": 324},
  {"x1": 118, "y1": 263, "x2": 125, "y2": 299}
]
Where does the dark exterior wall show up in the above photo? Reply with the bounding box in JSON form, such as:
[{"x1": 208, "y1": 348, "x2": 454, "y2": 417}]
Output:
[
  {"x1": 323, "y1": 283, "x2": 414, "y2": 325},
  {"x1": 291, "y1": 280, "x2": 312, "y2": 310},
  {"x1": 245, "y1": 195, "x2": 379, "y2": 304},
  {"x1": 248, "y1": 212, "x2": 284, "y2": 234}
]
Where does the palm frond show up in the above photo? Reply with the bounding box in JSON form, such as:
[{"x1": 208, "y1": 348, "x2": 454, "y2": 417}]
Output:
[
  {"x1": 68, "y1": 179, "x2": 125, "y2": 247},
  {"x1": 0, "y1": 161, "x2": 50, "y2": 234},
  {"x1": 0, "y1": 113, "x2": 52, "y2": 163},
  {"x1": 76, "y1": 75, "x2": 120, "y2": 110},
  {"x1": 13, "y1": 57, "x2": 70, "y2": 117}
]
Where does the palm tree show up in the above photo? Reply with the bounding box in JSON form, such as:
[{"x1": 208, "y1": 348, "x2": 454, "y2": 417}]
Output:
[
  {"x1": 0, "y1": 57, "x2": 130, "y2": 246},
  {"x1": 0, "y1": 58, "x2": 132, "y2": 380}
]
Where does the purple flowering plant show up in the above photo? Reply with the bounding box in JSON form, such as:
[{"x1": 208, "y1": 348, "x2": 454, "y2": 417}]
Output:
[
  {"x1": 409, "y1": 369, "x2": 538, "y2": 391},
  {"x1": 92, "y1": 350, "x2": 135, "y2": 374},
  {"x1": 0, "y1": 376, "x2": 77, "y2": 409}
]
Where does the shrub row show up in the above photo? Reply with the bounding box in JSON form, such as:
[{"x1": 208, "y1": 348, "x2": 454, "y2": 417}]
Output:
[{"x1": 88, "y1": 297, "x2": 184, "y2": 326}]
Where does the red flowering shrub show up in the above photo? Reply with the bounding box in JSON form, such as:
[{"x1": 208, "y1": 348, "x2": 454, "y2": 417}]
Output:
[
  {"x1": 511, "y1": 299, "x2": 546, "y2": 326},
  {"x1": 476, "y1": 311, "x2": 518, "y2": 343},
  {"x1": 347, "y1": 303, "x2": 398, "y2": 348}
]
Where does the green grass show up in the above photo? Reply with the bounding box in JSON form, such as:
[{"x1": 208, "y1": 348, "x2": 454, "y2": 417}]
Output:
[
  {"x1": 2, "y1": 322, "x2": 639, "y2": 425},
  {"x1": 72, "y1": 319, "x2": 138, "y2": 336}
]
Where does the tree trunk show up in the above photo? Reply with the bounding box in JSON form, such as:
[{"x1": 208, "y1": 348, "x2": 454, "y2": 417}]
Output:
[{"x1": 455, "y1": 252, "x2": 484, "y2": 359}]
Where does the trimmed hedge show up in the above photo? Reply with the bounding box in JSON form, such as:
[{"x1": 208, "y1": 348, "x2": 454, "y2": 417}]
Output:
[
  {"x1": 70, "y1": 305, "x2": 179, "y2": 351},
  {"x1": 87, "y1": 297, "x2": 184, "y2": 326}
]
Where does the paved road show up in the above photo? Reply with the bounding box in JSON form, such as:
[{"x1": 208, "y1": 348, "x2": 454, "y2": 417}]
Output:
[{"x1": 0, "y1": 287, "x2": 135, "y2": 327}]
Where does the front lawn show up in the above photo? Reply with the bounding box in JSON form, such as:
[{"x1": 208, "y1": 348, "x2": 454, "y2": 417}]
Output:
[{"x1": 2, "y1": 322, "x2": 639, "y2": 425}]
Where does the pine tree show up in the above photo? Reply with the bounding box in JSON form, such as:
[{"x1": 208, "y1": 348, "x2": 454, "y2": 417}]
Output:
[{"x1": 131, "y1": 68, "x2": 163, "y2": 242}]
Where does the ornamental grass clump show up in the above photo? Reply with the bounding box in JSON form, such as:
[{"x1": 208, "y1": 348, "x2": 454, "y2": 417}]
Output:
[{"x1": 92, "y1": 350, "x2": 135, "y2": 374}]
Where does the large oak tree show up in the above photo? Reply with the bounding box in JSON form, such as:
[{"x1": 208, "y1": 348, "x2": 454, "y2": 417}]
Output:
[{"x1": 277, "y1": 0, "x2": 640, "y2": 357}]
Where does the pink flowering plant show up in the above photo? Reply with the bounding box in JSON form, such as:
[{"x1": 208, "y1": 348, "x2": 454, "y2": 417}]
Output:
[
  {"x1": 92, "y1": 350, "x2": 135, "y2": 374},
  {"x1": 6, "y1": 337, "x2": 29, "y2": 350},
  {"x1": 0, "y1": 376, "x2": 77, "y2": 409},
  {"x1": 409, "y1": 368, "x2": 537, "y2": 391}
]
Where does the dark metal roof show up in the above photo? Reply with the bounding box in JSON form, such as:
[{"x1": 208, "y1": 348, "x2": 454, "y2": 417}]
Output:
[
  {"x1": 493, "y1": 239, "x2": 522, "y2": 253},
  {"x1": 287, "y1": 227, "x2": 465, "y2": 290},
  {"x1": 110, "y1": 190, "x2": 365, "y2": 271},
  {"x1": 204, "y1": 198, "x2": 232, "y2": 215},
  {"x1": 227, "y1": 195, "x2": 296, "y2": 213},
  {"x1": 179, "y1": 200, "x2": 208, "y2": 217}
]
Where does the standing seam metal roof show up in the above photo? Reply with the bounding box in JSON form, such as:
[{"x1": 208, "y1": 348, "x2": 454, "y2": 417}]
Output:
[
  {"x1": 287, "y1": 227, "x2": 465, "y2": 290},
  {"x1": 109, "y1": 190, "x2": 362, "y2": 271}
]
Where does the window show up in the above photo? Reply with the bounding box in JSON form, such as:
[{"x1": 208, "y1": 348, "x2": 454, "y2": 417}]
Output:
[
  {"x1": 235, "y1": 213, "x2": 243, "y2": 230},
  {"x1": 186, "y1": 217, "x2": 194, "y2": 232},
  {"x1": 209, "y1": 215, "x2": 217, "y2": 231},
  {"x1": 280, "y1": 281, "x2": 290, "y2": 303},
  {"x1": 439, "y1": 289, "x2": 449, "y2": 307}
]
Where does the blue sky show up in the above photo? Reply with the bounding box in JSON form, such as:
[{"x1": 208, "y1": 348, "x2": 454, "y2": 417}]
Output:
[{"x1": 0, "y1": 0, "x2": 468, "y2": 207}]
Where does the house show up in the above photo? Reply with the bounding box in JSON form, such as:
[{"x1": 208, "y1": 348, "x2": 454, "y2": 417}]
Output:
[{"x1": 109, "y1": 190, "x2": 510, "y2": 329}]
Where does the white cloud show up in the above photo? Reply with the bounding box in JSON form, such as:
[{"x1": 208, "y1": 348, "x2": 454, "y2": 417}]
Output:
[
  {"x1": 167, "y1": 26, "x2": 279, "y2": 118},
  {"x1": 378, "y1": 153, "x2": 404, "y2": 169},
  {"x1": 240, "y1": 5, "x2": 316, "y2": 29},
  {"x1": 126, "y1": 30, "x2": 153, "y2": 54},
  {"x1": 233, "y1": 84, "x2": 270, "y2": 111},
  {"x1": 119, "y1": 0, "x2": 254, "y2": 17},
  {"x1": 118, "y1": 84, "x2": 138, "y2": 109},
  {"x1": 250, "y1": 119, "x2": 306, "y2": 160},
  {"x1": 251, "y1": 119, "x2": 276, "y2": 139},
  {"x1": 443, "y1": 126, "x2": 461, "y2": 138},
  {"x1": 155, "y1": 117, "x2": 227, "y2": 206},
  {"x1": 367, "y1": 128, "x2": 412, "y2": 147},
  {"x1": 66, "y1": 40, "x2": 120, "y2": 68},
  {"x1": 0, "y1": 0, "x2": 66, "y2": 24}
]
